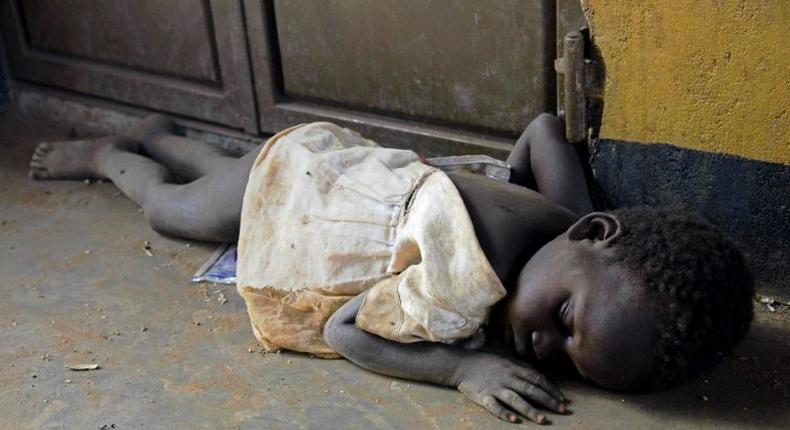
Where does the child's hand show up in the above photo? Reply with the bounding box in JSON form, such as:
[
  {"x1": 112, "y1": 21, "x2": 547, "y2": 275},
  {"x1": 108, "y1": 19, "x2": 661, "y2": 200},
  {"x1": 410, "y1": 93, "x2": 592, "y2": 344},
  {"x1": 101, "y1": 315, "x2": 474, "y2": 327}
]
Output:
[{"x1": 454, "y1": 352, "x2": 566, "y2": 424}]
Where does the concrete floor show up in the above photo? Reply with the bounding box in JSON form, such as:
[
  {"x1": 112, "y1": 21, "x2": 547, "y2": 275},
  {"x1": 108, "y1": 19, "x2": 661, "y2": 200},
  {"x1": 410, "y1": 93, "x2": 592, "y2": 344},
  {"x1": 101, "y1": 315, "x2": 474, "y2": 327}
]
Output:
[{"x1": 1, "y1": 111, "x2": 788, "y2": 430}]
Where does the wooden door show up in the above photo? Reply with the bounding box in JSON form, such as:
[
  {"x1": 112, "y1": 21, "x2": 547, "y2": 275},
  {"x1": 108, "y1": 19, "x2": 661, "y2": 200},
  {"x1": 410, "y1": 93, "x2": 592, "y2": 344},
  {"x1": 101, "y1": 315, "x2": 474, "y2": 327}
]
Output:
[
  {"x1": 246, "y1": 0, "x2": 574, "y2": 158},
  {"x1": 0, "y1": 0, "x2": 257, "y2": 132}
]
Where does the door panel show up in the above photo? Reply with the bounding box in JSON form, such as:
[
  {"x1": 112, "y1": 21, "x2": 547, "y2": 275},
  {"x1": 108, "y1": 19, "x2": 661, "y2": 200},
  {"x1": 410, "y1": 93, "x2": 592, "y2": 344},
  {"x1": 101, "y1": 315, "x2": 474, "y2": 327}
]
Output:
[
  {"x1": 0, "y1": 0, "x2": 256, "y2": 131},
  {"x1": 20, "y1": 0, "x2": 218, "y2": 84},
  {"x1": 247, "y1": 0, "x2": 563, "y2": 158},
  {"x1": 274, "y1": 0, "x2": 555, "y2": 136}
]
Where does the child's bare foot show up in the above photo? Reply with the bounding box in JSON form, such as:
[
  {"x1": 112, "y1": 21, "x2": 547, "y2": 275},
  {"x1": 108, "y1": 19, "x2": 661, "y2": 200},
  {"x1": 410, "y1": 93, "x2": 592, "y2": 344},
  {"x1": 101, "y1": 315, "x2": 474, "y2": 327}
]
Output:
[{"x1": 28, "y1": 137, "x2": 129, "y2": 180}]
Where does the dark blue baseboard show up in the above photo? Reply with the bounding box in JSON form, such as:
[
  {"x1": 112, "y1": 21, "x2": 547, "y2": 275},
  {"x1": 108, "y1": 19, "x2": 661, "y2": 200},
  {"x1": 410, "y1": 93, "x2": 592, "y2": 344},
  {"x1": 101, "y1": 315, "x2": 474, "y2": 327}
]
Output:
[{"x1": 590, "y1": 139, "x2": 789, "y2": 297}]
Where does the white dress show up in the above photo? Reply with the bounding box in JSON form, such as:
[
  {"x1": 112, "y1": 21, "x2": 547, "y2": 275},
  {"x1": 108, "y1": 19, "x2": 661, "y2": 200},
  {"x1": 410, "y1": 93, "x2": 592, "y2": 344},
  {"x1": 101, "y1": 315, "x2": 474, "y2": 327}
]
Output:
[{"x1": 236, "y1": 122, "x2": 506, "y2": 358}]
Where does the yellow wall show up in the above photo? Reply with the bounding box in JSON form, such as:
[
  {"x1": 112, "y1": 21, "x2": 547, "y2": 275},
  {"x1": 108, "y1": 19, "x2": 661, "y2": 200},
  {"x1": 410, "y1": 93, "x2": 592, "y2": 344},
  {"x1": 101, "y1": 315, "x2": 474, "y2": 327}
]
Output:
[{"x1": 582, "y1": 0, "x2": 789, "y2": 164}]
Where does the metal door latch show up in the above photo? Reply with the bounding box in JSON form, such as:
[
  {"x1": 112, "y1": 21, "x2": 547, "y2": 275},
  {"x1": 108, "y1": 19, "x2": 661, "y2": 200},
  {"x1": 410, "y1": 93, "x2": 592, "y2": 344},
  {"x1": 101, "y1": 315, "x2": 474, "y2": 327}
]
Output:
[{"x1": 554, "y1": 31, "x2": 603, "y2": 143}]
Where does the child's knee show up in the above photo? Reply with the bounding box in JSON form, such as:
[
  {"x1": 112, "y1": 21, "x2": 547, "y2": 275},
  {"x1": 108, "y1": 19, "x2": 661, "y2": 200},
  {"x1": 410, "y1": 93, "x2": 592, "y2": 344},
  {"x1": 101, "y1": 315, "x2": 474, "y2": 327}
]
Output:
[
  {"x1": 143, "y1": 194, "x2": 237, "y2": 242},
  {"x1": 141, "y1": 197, "x2": 173, "y2": 237},
  {"x1": 140, "y1": 189, "x2": 186, "y2": 237}
]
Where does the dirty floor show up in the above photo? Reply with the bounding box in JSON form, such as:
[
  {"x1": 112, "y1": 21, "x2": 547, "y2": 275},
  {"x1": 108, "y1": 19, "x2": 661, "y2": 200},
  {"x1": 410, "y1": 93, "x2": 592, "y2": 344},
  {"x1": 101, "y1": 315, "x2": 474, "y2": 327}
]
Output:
[{"x1": 1, "y1": 111, "x2": 788, "y2": 429}]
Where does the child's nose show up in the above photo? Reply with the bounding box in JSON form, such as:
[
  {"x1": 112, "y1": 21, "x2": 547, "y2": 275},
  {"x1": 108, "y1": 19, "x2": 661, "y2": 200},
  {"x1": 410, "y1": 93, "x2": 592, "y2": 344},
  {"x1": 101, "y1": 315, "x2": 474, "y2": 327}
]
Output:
[{"x1": 531, "y1": 330, "x2": 565, "y2": 360}]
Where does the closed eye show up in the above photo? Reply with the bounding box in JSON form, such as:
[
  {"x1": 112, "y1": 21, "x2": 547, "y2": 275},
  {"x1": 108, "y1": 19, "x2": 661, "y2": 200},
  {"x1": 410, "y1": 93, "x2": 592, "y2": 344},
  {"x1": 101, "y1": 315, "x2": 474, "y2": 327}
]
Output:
[{"x1": 558, "y1": 300, "x2": 574, "y2": 337}]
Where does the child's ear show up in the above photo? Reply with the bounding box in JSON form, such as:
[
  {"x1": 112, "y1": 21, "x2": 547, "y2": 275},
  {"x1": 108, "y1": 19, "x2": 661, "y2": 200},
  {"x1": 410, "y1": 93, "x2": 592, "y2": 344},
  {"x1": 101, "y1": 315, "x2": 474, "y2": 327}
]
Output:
[{"x1": 567, "y1": 212, "x2": 623, "y2": 243}]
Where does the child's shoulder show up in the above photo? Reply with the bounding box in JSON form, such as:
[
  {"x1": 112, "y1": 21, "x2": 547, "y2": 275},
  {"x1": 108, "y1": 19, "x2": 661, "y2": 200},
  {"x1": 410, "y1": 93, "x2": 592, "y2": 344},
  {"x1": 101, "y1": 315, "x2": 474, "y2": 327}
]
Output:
[
  {"x1": 446, "y1": 171, "x2": 578, "y2": 280},
  {"x1": 446, "y1": 171, "x2": 577, "y2": 228}
]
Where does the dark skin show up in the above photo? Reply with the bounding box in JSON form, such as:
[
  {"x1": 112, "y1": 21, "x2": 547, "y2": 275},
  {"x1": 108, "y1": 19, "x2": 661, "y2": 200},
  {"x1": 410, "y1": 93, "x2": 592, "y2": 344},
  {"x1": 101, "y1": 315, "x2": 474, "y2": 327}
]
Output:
[
  {"x1": 29, "y1": 113, "x2": 655, "y2": 424},
  {"x1": 325, "y1": 116, "x2": 655, "y2": 423}
]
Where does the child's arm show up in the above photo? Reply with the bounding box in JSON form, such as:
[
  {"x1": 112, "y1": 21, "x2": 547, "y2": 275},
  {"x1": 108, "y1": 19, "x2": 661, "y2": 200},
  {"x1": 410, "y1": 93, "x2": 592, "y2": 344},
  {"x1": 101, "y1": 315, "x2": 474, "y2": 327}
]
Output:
[
  {"x1": 325, "y1": 293, "x2": 566, "y2": 424},
  {"x1": 506, "y1": 113, "x2": 594, "y2": 215}
]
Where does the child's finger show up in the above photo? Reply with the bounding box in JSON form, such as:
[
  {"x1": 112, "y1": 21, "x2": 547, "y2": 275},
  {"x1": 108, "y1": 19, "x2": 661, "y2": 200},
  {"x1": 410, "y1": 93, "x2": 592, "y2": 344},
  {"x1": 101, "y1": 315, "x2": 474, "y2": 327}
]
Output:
[
  {"x1": 495, "y1": 389, "x2": 546, "y2": 424},
  {"x1": 479, "y1": 395, "x2": 519, "y2": 423},
  {"x1": 514, "y1": 368, "x2": 565, "y2": 401},
  {"x1": 510, "y1": 379, "x2": 566, "y2": 413}
]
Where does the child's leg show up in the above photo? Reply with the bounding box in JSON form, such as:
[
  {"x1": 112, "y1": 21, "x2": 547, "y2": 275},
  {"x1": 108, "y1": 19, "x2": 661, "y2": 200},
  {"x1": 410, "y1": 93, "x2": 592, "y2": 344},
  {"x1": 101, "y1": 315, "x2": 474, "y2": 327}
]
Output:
[
  {"x1": 31, "y1": 134, "x2": 259, "y2": 242},
  {"x1": 28, "y1": 114, "x2": 230, "y2": 182},
  {"x1": 125, "y1": 115, "x2": 240, "y2": 182},
  {"x1": 96, "y1": 142, "x2": 258, "y2": 242}
]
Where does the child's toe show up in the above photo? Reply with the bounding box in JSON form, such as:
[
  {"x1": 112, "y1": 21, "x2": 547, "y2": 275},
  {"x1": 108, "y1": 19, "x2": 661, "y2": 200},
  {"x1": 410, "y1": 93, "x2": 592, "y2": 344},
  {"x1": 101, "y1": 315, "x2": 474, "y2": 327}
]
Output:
[
  {"x1": 28, "y1": 167, "x2": 50, "y2": 180},
  {"x1": 30, "y1": 152, "x2": 46, "y2": 166},
  {"x1": 34, "y1": 142, "x2": 52, "y2": 155}
]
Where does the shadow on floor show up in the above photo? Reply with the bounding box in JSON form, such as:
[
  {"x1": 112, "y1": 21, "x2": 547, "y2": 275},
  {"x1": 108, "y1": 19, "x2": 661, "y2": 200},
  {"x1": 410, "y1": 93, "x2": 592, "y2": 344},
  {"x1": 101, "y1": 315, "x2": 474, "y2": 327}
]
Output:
[{"x1": 627, "y1": 312, "x2": 789, "y2": 428}]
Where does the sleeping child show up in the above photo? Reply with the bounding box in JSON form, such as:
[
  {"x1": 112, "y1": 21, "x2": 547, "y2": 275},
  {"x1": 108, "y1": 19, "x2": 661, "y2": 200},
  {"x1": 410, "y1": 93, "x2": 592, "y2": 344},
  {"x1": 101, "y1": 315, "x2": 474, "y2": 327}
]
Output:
[{"x1": 28, "y1": 113, "x2": 754, "y2": 424}]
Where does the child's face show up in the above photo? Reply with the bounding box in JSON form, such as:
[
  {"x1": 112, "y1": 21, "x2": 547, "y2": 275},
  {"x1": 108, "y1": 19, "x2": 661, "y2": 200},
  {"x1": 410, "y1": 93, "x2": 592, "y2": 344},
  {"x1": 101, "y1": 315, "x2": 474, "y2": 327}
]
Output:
[{"x1": 502, "y1": 226, "x2": 655, "y2": 391}]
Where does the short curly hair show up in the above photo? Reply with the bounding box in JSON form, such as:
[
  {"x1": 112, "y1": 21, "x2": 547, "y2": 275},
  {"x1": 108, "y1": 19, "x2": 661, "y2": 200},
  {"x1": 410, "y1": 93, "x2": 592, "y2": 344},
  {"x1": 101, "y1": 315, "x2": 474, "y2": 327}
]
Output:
[{"x1": 608, "y1": 207, "x2": 754, "y2": 389}]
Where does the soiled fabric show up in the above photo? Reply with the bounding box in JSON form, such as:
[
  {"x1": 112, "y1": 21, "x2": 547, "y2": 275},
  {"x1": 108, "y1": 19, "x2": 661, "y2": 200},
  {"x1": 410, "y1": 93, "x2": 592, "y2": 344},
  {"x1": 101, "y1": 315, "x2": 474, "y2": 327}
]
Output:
[{"x1": 236, "y1": 122, "x2": 506, "y2": 358}]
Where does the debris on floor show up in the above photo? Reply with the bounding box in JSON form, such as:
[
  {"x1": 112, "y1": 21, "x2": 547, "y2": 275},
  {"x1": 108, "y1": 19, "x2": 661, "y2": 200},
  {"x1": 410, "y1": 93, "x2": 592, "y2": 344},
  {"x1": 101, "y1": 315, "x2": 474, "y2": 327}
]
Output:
[
  {"x1": 64, "y1": 363, "x2": 100, "y2": 371},
  {"x1": 142, "y1": 241, "x2": 154, "y2": 257},
  {"x1": 191, "y1": 243, "x2": 236, "y2": 284}
]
